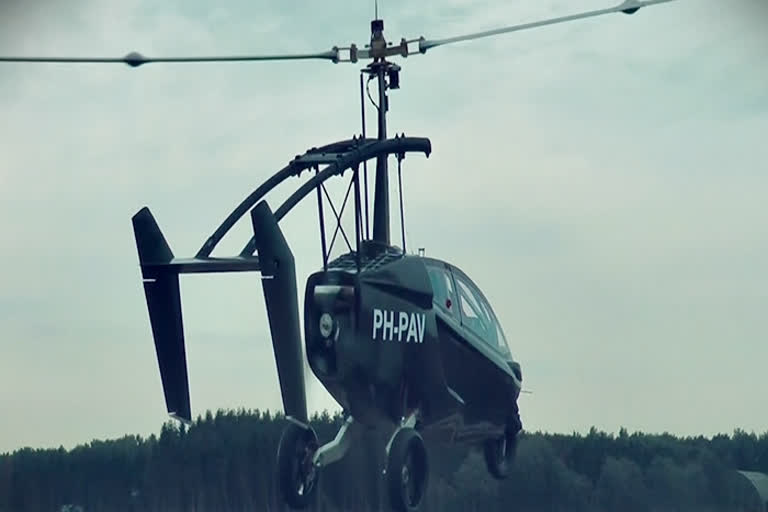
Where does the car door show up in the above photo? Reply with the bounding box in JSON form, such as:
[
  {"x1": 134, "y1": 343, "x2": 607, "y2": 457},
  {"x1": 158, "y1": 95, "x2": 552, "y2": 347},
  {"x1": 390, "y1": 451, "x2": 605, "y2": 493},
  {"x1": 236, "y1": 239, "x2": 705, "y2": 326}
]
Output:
[{"x1": 448, "y1": 265, "x2": 517, "y2": 419}]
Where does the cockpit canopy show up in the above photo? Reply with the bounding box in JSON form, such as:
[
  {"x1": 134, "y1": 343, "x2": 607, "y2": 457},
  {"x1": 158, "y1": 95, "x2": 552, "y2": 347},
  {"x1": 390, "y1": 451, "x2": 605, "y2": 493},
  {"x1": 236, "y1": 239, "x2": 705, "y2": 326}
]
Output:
[{"x1": 424, "y1": 259, "x2": 512, "y2": 358}]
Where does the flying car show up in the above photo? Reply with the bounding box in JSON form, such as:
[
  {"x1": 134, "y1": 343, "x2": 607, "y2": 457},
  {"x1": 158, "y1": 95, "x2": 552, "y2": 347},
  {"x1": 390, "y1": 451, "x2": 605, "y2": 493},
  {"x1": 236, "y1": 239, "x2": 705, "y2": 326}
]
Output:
[
  {"x1": 130, "y1": 129, "x2": 523, "y2": 511},
  {"x1": 1, "y1": 1, "x2": 683, "y2": 510}
]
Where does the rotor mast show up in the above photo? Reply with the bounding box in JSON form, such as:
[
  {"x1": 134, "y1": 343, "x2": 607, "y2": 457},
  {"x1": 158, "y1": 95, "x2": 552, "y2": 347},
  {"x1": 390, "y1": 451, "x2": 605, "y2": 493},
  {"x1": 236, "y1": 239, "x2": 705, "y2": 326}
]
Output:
[{"x1": 364, "y1": 19, "x2": 401, "y2": 246}]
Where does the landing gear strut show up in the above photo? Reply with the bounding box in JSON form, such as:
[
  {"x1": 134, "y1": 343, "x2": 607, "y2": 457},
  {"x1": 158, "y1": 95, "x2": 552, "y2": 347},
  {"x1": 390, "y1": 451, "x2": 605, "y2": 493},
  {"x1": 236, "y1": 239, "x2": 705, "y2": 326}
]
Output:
[
  {"x1": 277, "y1": 415, "x2": 356, "y2": 510},
  {"x1": 277, "y1": 411, "x2": 431, "y2": 512}
]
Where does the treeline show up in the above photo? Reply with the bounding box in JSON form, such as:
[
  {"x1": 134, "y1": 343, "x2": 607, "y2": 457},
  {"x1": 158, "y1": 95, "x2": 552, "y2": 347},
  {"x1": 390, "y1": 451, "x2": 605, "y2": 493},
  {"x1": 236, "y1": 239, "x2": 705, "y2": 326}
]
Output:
[{"x1": 1, "y1": 409, "x2": 766, "y2": 512}]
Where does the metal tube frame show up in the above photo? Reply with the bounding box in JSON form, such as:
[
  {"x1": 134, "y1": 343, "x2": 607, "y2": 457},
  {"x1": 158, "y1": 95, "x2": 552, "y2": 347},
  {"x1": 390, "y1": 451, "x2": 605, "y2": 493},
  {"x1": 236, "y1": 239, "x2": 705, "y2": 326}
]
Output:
[
  {"x1": 314, "y1": 166, "x2": 329, "y2": 271},
  {"x1": 238, "y1": 136, "x2": 430, "y2": 258},
  {"x1": 137, "y1": 137, "x2": 430, "y2": 280}
]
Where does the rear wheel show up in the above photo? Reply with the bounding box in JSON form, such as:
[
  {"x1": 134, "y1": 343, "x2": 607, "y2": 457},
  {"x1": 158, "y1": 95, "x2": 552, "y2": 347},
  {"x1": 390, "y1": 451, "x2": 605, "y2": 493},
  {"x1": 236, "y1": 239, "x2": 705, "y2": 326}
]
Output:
[
  {"x1": 386, "y1": 427, "x2": 429, "y2": 512},
  {"x1": 277, "y1": 422, "x2": 320, "y2": 509}
]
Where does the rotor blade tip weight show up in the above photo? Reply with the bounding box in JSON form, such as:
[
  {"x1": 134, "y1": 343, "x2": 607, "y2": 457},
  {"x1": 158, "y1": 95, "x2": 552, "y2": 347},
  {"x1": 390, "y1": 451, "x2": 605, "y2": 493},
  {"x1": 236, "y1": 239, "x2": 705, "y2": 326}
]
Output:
[
  {"x1": 619, "y1": 0, "x2": 642, "y2": 14},
  {"x1": 123, "y1": 51, "x2": 146, "y2": 67}
]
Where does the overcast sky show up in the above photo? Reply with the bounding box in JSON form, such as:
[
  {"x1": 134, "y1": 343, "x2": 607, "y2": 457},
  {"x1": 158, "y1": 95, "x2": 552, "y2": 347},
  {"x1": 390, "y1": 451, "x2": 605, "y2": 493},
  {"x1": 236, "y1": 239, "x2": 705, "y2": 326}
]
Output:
[{"x1": 0, "y1": 0, "x2": 766, "y2": 454}]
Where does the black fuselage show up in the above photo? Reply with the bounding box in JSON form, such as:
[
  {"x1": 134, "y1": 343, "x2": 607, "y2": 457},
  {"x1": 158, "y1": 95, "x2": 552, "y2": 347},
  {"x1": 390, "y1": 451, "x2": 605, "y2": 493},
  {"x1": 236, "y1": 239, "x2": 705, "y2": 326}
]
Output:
[{"x1": 304, "y1": 242, "x2": 522, "y2": 445}]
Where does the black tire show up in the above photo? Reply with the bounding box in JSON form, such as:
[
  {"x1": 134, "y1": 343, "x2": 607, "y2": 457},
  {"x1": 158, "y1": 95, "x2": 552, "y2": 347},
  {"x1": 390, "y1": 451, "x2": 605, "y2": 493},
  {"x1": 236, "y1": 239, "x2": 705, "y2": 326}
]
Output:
[
  {"x1": 276, "y1": 422, "x2": 320, "y2": 510},
  {"x1": 386, "y1": 428, "x2": 429, "y2": 512},
  {"x1": 483, "y1": 428, "x2": 519, "y2": 480}
]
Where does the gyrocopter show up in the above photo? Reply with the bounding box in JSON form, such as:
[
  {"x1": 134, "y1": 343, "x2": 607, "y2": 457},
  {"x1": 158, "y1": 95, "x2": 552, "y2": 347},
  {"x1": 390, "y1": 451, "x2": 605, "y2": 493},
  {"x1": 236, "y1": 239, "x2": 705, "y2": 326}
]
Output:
[{"x1": 0, "y1": 1, "x2": 682, "y2": 510}]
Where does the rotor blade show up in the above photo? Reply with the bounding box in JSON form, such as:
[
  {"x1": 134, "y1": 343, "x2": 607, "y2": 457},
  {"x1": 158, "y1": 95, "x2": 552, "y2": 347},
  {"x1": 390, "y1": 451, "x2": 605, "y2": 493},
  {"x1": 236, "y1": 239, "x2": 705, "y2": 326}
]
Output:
[
  {"x1": 419, "y1": 0, "x2": 679, "y2": 53},
  {"x1": 0, "y1": 49, "x2": 339, "y2": 67}
]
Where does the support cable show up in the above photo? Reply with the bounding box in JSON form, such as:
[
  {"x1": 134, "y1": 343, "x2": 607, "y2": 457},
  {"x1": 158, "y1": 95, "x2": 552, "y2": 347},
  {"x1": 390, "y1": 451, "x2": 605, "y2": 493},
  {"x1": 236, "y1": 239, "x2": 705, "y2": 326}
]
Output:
[
  {"x1": 397, "y1": 154, "x2": 406, "y2": 253},
  {"x1": 359, "y1": 73, "x2": 370, "y2": 239}
]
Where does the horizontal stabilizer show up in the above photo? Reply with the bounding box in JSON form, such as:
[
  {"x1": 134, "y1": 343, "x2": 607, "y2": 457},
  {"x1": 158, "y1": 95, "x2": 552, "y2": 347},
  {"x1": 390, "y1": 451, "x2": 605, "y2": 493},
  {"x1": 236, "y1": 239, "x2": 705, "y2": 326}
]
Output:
[{"x1": 133, "y1": 207, "x2": 260, "y2": 277}]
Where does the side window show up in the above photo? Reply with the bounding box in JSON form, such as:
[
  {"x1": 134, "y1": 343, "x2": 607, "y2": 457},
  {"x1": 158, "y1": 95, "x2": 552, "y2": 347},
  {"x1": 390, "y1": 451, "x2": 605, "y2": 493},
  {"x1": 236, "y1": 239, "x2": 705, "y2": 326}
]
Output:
[
  {"x1": 426, "y1": 263, "x2": 457, "y2": 318},
  {"x1": 453, "y1": 272, "x2": 509, "y2": 355}
]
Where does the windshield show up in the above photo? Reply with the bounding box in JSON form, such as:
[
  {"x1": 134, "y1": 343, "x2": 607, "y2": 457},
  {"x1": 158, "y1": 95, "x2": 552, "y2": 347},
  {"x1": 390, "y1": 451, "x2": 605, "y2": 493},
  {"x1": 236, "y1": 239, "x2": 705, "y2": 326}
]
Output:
[{"x1": 452, "y1": 270, "x2": 511, "y2": 357}]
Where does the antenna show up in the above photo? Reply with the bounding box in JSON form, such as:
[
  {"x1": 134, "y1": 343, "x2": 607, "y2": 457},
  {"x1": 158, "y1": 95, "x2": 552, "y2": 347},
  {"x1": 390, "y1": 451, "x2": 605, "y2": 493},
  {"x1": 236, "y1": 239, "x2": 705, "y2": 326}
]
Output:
[{"x1": 375, "y1": 0, "x2": 378, "y2": 20}]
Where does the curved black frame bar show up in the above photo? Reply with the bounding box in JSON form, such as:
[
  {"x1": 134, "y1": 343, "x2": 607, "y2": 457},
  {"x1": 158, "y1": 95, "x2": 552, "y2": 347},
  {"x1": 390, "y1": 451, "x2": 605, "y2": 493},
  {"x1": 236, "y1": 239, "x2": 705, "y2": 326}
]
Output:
[
  {"x1": 239, "y1": 135, "x2": 431, "y2": 257},
  {"x1": 195, "y1": 136, "x2": 431, "y2": 259},
  {"x1": 196, "y1": 137, "x2": 375, "y2": 258}
]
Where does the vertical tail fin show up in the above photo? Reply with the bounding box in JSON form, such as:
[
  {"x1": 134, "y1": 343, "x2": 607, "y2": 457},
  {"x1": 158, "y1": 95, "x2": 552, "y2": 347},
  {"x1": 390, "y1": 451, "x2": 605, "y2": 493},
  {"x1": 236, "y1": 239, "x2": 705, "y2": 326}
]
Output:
[
  {"x1": 132, "y1": 207, "x2": 191, "y2": 423},
  {"x1": 251, "y1": 201, "x2": 308, "y2": 424}
]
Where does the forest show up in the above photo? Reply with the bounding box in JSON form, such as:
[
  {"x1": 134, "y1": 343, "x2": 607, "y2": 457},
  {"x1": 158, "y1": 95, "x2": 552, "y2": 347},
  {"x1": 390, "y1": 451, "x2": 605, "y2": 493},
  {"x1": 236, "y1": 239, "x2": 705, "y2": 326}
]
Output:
[{"x1": 1, "y1": 408, "x2": 767, "y2": 512}]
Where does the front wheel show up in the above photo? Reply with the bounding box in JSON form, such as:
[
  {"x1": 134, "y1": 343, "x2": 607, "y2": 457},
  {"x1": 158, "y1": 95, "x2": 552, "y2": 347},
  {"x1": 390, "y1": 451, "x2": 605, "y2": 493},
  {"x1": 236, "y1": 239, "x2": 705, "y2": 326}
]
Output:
[
  {"x1": 277, "y1": 422, "x2": 320, "y2": 509},
  {"x1": 483, "y1": 428, "x2": 519, "y2": 479},
  {"x1": 386, "y1": 427, "x2": 429, "y2": 512}
]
